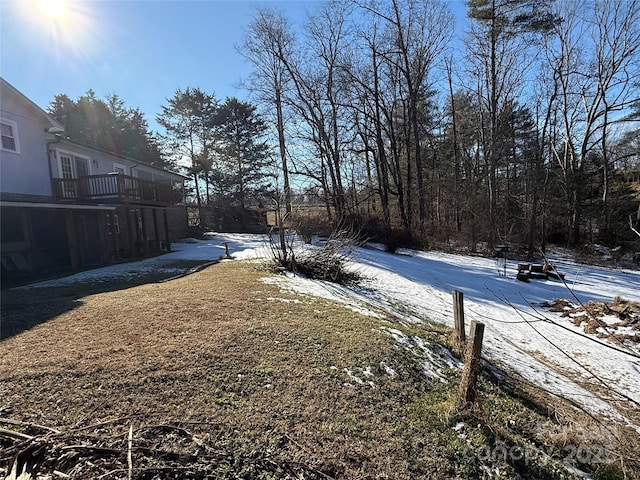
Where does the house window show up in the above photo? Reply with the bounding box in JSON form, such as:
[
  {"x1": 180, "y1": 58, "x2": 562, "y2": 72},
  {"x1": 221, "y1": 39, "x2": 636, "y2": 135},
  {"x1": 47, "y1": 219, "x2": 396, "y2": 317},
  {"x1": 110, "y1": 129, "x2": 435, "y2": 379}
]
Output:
[
  {"x1": 60, "y1": 154, "x2": 75, "y2": 198},
  {"x1": 59, "y1": 151, "x2": 91, "y2": 198},
  {"x1": 76, "y1": 157, "x2": 89, "y2": 177},
  {"x1": 1, "y1": 119, "x2": 20, "y2": 153},
  {"x1": 113, "y1": 163, "x2": 127, "y2": 175},
  {"x1": 60, "y1": 154, "x2": 74, "y2": 179},
  {"x1": 59, "y1": 152, "x2": 90, "y2": 178}
]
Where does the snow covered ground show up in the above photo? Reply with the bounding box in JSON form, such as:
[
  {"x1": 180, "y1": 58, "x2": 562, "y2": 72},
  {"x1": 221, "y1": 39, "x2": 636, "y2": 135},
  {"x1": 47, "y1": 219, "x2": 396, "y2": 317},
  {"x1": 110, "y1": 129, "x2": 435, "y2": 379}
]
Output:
[
  {"x1": 350, "y1": 247, "x2": 640, "y2": 427},
  {"x1": 18, "y1": 232, "x2": 640, "y2": 431}
]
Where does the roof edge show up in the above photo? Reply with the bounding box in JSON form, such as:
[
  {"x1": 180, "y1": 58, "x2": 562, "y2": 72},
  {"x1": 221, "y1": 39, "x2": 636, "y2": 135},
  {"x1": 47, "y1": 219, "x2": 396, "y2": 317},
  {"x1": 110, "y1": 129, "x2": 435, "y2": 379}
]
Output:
[
  {"x1": 55, "y1": 137, "x2": 189, "y2": 179},
  {"x1": 0, "y1": 77, "x2": 65, "y2": 132}
]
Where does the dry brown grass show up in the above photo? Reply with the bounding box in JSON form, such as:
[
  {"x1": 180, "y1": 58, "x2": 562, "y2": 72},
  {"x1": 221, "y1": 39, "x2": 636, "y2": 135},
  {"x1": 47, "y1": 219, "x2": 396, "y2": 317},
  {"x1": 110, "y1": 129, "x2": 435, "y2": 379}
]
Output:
[
  {"x1": 1, "y1": 261, "x2": 635, "y2": 479},
  {"x1": 0, "y1": 261, "x2": 454, "y2": 478}
]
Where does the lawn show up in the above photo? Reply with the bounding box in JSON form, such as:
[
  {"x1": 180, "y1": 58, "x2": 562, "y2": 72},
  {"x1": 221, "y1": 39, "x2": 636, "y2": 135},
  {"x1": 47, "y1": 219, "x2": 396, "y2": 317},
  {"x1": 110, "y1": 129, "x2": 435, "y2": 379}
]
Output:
[{"x1": 0, "y1": 260, "x2": 632, "y2": 479}]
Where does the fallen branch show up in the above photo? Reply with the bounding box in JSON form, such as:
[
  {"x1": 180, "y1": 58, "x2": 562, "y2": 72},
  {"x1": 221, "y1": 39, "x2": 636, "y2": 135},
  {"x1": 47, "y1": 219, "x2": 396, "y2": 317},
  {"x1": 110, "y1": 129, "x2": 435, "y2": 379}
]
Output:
[
  {"x1": 630, "y1": 215, "x2": 640, "y2": 239},
  {"x1": 0, "y1": 418, "x2": 61, "y2": 435},
  {"x1": 539, "y1": 250, "x2": 636, "y2": 354},
  {"x1": 1, "y1": 417, "x2": 336, "y2": 479},
  {"x1": 0, "y1": 427, "x2": 33, "y2": 442}
]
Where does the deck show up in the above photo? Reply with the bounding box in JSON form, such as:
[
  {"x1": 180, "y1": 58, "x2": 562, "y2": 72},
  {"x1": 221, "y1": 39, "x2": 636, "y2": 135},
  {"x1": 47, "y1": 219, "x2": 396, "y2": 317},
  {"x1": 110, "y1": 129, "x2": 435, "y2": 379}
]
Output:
[{"x1": 52, "y1": 173, "x2": 175, "y2": 205}]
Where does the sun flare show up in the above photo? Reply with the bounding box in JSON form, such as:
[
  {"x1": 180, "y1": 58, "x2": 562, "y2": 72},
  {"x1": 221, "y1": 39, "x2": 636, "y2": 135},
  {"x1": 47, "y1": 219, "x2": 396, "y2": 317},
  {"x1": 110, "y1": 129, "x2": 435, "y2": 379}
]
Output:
[
  {"x1": 34, "y1": 0, "x2": 69, "y2": 22},
  {"x1": 18, "y1": 0, "x2": 100, "y2": 57}
]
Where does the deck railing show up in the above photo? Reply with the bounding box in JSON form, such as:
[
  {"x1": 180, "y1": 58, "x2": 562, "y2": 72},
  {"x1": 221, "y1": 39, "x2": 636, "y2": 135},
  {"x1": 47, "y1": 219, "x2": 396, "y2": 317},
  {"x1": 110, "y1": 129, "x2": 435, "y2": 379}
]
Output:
[{"x1": 52, "y1": 173, "x2": 175, "y2": 204}]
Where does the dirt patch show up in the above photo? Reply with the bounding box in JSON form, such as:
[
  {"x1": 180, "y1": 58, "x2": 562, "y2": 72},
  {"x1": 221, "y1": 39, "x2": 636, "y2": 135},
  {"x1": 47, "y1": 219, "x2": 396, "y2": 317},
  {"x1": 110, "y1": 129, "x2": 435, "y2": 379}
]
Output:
[{"x1": 543, "y1": 297, "x2": 640, "y2": 348}]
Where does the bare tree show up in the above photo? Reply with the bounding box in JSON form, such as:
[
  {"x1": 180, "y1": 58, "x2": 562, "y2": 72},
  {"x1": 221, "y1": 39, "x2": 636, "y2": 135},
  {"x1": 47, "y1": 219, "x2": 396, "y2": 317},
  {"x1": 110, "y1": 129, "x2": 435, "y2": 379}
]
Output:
[
  {"x1": 545, "y1": 0, "x2": 640, "y2": 244},
  {"x1": 591, "y1": 0, "x2": 640, "y2": 239},
  {"x1": 465, "y1": 0, "x2": 558, "y2": 248},
  {"x1": 342, "y1": 12, "x2": 393, "y2": 227},
  {"x1": 361, "y1": 0, "x2": 452, "y2": 236},
  {"x1": 240, "y1": 8, "x2": 295, "y2": 214},
  {"x1": 276, "y1": 0, "x2": 353, "y2": 221}
]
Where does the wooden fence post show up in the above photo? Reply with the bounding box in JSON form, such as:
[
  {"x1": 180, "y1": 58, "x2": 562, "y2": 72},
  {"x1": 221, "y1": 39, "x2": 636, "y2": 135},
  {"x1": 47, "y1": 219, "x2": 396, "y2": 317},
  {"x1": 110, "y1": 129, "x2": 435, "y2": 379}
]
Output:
[
  {"x1": 457, "y1": 320, "x2": 485, "y2": 411},
  {"x1": 452, "y1": 290, "x2": 466, "y2": 355}
]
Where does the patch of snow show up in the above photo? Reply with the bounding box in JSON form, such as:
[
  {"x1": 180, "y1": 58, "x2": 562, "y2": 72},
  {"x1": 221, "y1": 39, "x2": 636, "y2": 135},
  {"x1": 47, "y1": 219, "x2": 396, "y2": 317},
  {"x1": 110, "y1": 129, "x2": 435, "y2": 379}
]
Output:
[
  {"x1": 16, "y1": 233, "x2": 640, "y2": 432},
  {"x1": 380, "y1": 327, "x2": 458, "y2": 383},
  {"x1": 436, "y1": 344, "x2": 462, "y2": 370},
  {"x1": 266, "y1": 297, "x2": 302, "y2": 304},
  {"x1": 600, "y1": 314, "x2": 620, "y2": 326},
  {"x1": 344, "y1": 368, "x2": 364, "y2": 385},
  {"x1": 380, "y1": 361, "x2": 396, "y2": 376},
  {"x1": 261, "y1": 274, "x2": 382, "y2": 318},
  {"x1": 382, "y1": 328, "x2": 412, "y2": 346},
  {"x1": 177, "y1": 237, "x2": 200, "y2": 244},
  {"x1": 343, "y1": 367, "x2": 375, "y2": 388},
  {"x1": 617, "y1": 327, "x2": 639, "y2": 337}
]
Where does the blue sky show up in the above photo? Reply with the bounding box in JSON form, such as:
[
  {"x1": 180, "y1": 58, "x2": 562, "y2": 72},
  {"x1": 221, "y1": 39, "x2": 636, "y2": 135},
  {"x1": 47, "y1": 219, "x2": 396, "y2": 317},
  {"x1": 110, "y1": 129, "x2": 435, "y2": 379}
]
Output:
[
  {"x1": 1, "y1": 0, "x2": 468, "y2": 132},
  {"x1": 1, "y1": 0, "x2": 317, "y2": 130}
]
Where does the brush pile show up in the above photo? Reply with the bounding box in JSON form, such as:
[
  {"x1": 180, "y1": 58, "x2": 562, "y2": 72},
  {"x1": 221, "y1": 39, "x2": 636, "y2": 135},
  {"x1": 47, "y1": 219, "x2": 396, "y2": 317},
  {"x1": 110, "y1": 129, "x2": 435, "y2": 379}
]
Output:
[
  {"x1": 0, "y1": 416, "x2": 327, "y2": 480},
  {"x1": 543, "y1": 297, "x2": 640, "y2": 347}
]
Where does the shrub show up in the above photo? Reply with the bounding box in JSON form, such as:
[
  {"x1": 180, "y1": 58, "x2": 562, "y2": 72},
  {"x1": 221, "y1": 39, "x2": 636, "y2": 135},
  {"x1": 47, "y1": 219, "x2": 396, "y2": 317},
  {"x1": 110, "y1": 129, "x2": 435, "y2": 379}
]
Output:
[
  {"x1": 268, "y1": 228, "x2": 361, "y2": 285},
  {"x1": 337, "y1": 215, "x2": 420, "y2": 253},
  {"x1": 382, "y1": 227, "x2": 416, "y2": 253},
  {"x1": 290, "y1": 213, "x2": 333, "y2": 244}
]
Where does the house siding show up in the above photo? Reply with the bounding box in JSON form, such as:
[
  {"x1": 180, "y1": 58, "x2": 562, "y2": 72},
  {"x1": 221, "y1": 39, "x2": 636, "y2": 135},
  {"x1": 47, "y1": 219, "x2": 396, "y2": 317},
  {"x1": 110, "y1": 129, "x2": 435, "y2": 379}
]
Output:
[
  {"x1": 1, "y1": 95, "x2": 56, "y2": 199},
  {"x1": 50, "y1": 141, "x2": 183, "y2": 186}
]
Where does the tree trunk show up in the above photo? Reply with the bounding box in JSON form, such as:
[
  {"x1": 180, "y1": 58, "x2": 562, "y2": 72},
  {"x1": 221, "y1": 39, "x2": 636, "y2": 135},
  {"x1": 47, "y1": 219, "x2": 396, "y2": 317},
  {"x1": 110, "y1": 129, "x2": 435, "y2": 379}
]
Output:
[
  {"x1": 275, "y1": 87, "x2": 292, "y2": 214},
  {"x1": 403, "y1": 101, "x2": 413, "y2": 231},
  {"x1": 488, "y1": 0, "x2": 499, "y2": 249},
  {"x1": 447, "y1": 61, "x2": 463, "y2": 233},
  {"x1": 372, "y1": 47, "x2": 391, "y2": 227}
]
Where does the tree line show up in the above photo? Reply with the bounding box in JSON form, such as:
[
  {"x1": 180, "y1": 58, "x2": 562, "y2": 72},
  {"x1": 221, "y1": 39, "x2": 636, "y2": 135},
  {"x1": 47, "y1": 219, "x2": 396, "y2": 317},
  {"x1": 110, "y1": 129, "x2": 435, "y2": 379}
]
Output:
[
  {"x1": 48, "y1": 91, "x2": 166, "y2": 168},
  {"x1": 47, "y1": 0, "x2": 640, "y2": 254},
  {"x1": 242, "y1": 0, "x2": 640, "y2": 253}
]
